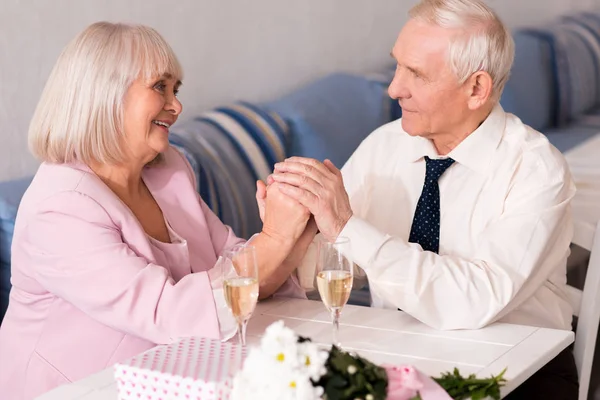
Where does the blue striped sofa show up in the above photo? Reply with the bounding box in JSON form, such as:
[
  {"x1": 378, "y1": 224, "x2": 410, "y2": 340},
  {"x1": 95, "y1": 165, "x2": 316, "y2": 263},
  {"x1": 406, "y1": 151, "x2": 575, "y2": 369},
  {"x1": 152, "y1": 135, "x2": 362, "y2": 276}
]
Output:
[{"x1": 500, "y1": 12, "x2": 600, "y2": 152}]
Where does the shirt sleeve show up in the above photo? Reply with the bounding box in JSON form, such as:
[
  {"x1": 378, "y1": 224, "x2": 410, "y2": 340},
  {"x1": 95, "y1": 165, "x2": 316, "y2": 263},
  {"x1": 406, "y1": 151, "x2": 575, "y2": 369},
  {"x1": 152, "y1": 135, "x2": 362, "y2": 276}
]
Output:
[
  {"x1": 296, "y1": 234, "x2": 369, "y2": 291},
  {"x1": 294, "y1": 133, "x2": 377, "y2": 293},
  {"x1": 339, "y1": 156, "x2": 576, "y2": 330},
  {"x1": 25, "y1": 190, "x2": 221, "y2": 344},
  {"x1": 207, "y1": 257, "x2": 239, "y2": 341}
]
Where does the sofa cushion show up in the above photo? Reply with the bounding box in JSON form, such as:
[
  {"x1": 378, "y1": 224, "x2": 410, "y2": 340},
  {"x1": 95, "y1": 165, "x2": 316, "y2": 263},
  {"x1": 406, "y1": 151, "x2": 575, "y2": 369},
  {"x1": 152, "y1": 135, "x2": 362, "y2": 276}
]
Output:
[
  {"x1": 264, "y1": 72, "x2": 392, "y2": 168},
  {"x1": 500, "y1": 31, "x2": 557, "y2": 131},
  {"x1": 170, "y1": 102, "x2": 289, "y2": 239},
  {"x1": 518, "y1": 22, "x2": 600, "y2": 126},
  {"x1": 544, "y1": 125, "x2": 600, "y2": 153},
  {"x1": 0, "y1": 176, "x2": 32, "y2": 323},
  {"x1": 561, "y1": 21, "x2": 600, "y2": 112},
  {"x1": 564, "y1": 13, "x2": 600, "y2": 42},
  {"x1": 574, "y1": 106, "x2": 600, "y2": 127}
]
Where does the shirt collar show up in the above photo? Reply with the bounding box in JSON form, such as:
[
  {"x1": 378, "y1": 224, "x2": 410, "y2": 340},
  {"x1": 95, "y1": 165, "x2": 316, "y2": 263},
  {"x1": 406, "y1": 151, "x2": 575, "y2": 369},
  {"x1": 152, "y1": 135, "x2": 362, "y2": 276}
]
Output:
[{"x1": 402, "y1": 103, "x2": 506, "y2": 175}]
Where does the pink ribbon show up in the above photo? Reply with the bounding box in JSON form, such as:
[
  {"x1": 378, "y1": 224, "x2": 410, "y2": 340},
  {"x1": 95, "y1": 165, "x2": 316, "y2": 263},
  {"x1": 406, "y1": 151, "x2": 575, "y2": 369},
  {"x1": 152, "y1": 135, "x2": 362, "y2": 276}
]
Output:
[{"x1": 384, "y1": 365, "x2": 453, "y2": 400}]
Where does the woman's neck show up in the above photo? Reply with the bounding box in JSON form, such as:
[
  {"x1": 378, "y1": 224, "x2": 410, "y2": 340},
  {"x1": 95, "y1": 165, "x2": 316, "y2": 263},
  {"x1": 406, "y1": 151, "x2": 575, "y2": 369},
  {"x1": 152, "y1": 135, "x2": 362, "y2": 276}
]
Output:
[{"x1": 88, "y1": 160, "x2": 145, "y2": 200}]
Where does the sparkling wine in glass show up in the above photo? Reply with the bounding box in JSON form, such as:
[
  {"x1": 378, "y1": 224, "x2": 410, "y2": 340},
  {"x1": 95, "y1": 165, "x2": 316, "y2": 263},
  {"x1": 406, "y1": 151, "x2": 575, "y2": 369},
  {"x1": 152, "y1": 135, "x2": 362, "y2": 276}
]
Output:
[
  {"x1": 223, "y1": 245, "x2": 259, "y2": 346},
  {"x1": 316, "y1": 236, "x2": 353, "y2": 348}
]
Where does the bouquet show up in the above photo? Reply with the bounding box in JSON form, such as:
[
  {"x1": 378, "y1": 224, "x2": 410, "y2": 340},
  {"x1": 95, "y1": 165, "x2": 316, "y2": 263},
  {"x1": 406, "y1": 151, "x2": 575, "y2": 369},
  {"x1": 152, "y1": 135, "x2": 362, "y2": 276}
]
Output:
[{"x1": 231, "y1": 321, "x2": 506, "y2": 400}]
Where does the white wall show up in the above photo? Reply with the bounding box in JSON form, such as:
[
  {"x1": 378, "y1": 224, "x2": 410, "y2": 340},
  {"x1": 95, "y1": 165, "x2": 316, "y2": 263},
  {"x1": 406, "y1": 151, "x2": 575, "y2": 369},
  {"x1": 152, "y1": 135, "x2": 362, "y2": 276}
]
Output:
[{"x1": 0, "y1": 0, "x2": 597, "y2": 181}]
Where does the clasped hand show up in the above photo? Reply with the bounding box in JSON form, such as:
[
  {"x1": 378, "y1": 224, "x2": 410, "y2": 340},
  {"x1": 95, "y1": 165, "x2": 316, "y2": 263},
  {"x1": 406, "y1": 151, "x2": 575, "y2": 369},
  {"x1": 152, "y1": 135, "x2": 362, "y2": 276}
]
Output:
[
  {"x1": 256, "y1": 179, "x2": 310, "y2": 246},
  {"x1": 258, "y1": 157, "x2": 352, "y2": 242}
]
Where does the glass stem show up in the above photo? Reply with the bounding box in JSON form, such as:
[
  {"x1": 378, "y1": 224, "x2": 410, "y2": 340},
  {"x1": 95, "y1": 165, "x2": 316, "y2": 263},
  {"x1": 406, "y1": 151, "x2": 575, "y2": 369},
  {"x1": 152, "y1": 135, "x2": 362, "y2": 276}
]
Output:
[
  {"x1": 331, "y1": 308, "x2": 342, "y2": 348},
  {"x1": 238, "y1": 319, "x2": 248, "y2": 346}
]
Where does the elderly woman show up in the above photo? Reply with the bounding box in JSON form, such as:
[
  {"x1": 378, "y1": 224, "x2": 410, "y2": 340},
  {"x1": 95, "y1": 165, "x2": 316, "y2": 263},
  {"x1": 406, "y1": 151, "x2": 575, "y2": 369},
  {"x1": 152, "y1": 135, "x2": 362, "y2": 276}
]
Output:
[{"x1": 0, "y1": 22, "x2": 316, "y2": 399}]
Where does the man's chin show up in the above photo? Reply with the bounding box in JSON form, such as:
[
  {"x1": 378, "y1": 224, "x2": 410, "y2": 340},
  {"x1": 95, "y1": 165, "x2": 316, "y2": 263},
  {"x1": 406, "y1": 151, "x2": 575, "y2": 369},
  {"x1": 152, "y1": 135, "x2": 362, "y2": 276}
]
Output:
[{"x1": 400, "y1": 119, "x2": 421, "y2": 137}]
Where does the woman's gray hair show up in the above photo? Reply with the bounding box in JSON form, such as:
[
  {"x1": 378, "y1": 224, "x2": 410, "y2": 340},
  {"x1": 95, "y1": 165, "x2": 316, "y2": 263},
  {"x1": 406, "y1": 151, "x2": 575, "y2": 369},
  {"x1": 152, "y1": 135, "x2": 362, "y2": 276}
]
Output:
[{"x1": 29, "y1": 22, "x2": 182, "y2": 164}]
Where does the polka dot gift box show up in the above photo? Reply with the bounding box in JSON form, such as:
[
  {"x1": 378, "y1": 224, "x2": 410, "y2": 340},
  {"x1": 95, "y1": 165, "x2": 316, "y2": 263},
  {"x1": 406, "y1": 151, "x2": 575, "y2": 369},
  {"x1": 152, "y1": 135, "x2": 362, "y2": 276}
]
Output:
[{"x1": 114, "y1": 337, "x2": 247, "y2": 400}]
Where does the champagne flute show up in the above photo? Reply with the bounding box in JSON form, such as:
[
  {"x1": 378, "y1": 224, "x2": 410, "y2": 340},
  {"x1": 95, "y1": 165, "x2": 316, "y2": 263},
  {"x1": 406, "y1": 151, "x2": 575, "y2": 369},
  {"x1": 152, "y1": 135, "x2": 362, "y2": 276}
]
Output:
[
  {"x1": 223, "y1": 245, "x2": 259, "y2": 346},
  {"x1": 316, "y1": 237, "x2": 353, "y2": 348}
]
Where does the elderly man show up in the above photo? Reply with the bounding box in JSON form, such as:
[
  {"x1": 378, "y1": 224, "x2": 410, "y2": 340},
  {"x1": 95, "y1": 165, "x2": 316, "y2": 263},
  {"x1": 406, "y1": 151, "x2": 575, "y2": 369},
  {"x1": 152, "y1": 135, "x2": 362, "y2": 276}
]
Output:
[{"x1": 267, "y1": 0, "x2": 578, "y2": 398}]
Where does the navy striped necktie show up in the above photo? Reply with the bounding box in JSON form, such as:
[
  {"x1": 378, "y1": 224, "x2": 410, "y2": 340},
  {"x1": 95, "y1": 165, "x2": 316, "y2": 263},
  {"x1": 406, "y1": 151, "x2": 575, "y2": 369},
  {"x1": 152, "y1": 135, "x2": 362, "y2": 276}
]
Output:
[{"x1": 408, "y1": 156, "x2": 455, "y2": 253}]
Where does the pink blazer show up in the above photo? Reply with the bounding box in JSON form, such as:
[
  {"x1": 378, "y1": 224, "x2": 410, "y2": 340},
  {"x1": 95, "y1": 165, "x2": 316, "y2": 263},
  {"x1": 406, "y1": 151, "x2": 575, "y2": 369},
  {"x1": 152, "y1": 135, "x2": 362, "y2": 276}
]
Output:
[{"x1": 0, "y1": 147, "x2": 257, "y2": 399}]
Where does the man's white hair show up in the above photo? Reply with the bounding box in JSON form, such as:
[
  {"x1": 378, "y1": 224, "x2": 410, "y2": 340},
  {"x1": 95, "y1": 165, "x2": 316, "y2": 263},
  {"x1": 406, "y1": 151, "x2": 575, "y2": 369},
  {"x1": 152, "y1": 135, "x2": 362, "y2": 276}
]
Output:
[{"x1": 409, "y1": 0, "x2": 514, "y2": 100}]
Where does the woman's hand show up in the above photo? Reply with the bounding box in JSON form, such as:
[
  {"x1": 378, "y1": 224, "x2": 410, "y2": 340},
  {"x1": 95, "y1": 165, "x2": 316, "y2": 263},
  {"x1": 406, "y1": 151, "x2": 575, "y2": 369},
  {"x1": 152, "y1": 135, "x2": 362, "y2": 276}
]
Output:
[
  {"x1": 255, "y1": 180, "x2": 267, "y2": 223},
  {"x1": 252, "y1": 180, "x2": 316, "y2": 299},
  {"x1": 255, "y1": 175, "x2": 276, "y2": 223},
  {"x1": 261, "y1": 182, "x2": 310, "y2": 247}
]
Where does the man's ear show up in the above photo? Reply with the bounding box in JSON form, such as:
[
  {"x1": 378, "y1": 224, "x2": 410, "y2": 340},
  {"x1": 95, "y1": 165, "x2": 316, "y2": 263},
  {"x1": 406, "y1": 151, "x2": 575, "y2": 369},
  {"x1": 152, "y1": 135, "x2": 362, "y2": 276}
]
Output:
[{"x1": 465, "y1": 71, "x2": 493, "y2": 110}]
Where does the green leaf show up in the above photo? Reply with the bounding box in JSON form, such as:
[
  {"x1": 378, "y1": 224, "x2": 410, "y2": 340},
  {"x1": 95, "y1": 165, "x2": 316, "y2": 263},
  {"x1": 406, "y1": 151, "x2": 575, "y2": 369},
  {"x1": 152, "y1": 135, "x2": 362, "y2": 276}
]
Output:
[
  {"x1": 433, "y1": 368, "x2": 507, "y2": 400},
  {"x1": 313, "y1": 346, "x2": 388, "y2": 400},
  {"x1": 312, "y1": 346, "x2": 506, "y2": 400}
]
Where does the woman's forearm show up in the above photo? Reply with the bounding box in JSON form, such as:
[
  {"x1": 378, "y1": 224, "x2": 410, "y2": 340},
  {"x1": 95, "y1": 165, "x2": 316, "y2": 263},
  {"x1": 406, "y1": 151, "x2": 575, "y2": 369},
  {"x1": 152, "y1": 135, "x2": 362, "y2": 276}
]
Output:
[
  {"x1": 251, "y1": 231, "x2": 297, "y2": 299},
  {"x1": 253, "y1": 219, "x2": 318, "y2": 298},
  {"x1": 280, "y1": 219, "x2": 318, "y2": 273}
]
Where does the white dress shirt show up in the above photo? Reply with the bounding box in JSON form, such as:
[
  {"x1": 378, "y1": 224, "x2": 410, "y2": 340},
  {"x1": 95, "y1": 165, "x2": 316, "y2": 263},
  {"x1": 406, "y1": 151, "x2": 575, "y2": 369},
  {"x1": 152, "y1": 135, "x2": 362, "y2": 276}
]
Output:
[{"x1": 302, "y1": 104, "x2": 576, "y2": 331}]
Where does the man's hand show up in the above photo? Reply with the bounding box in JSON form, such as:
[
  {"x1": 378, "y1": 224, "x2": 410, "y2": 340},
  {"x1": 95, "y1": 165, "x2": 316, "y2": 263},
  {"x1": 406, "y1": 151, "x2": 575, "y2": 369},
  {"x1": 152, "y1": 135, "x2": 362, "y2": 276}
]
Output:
[{"x1": 270, "y1": 157, "x2": 353, "y2": 241}]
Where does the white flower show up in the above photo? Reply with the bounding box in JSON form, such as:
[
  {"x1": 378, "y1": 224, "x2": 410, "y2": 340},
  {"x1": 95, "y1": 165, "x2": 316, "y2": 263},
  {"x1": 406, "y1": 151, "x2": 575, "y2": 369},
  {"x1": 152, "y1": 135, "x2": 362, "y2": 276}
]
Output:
[
  {"x1": 232, "y1": 363, "x2": 291, "y2": 400},
  {"x1": 297, "y1": 342, "x2": 329, "y2": 381},
  {"x1": 261, "y1": 320, "x2": 301, "y2": 369},
  {"x1": 287, "y1": 369, "x2": 324, "y2": 400},
  {"x1": 347, "y1": 364, "x2": 357, "y2": 375},
  {"x1": 262, "y1": 320, "x2": 299, "y2": 350},
  {"x1": 236, "y1": 348, "x2": 272, "y2": 379},
  {"x1": 233, "y1": 366, "x2": 319, "y2": 400},
  {"x1": 232, "y1": 320, "x2": 322, "y2": 400},
  {"x1": 264, "y1": 339, "x2": 300, "y2": 370}
]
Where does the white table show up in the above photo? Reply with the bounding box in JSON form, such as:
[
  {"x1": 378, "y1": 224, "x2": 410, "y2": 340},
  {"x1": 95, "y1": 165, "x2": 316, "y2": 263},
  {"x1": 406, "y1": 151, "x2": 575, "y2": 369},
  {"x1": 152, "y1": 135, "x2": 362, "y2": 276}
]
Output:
[{"x1": 38, "y1": 298, "x2": 574, "y2": 399}]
